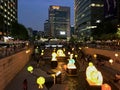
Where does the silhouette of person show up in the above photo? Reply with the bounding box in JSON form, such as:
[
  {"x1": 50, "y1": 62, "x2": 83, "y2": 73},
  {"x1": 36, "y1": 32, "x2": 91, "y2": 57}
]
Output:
[{"x1": 23, "y1": 79, "x2": 28, "y2": 90}]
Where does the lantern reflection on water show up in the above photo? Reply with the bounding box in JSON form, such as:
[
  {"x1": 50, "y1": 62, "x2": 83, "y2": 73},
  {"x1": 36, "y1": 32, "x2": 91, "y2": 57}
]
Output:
[{"x1": 86, "y1": 62, "x2": 103, "y2": 86}]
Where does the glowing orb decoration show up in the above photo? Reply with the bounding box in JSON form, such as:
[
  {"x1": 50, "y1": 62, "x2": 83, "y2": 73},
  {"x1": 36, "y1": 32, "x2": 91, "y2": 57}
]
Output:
[
  {"x1": 57, "y1": 49, "x2": 65, "y2": 57},
  {"x1": 101, "y1": 83, "x2": 111, "y2": 90},
  {"x1": 86, "y1": 62, "x2": 103, "y2": 86},
  {"x1": 37, "y1": 76, "x2": 45, "y2": 89},
  {"x1": 93, "y1": 54, "x2": 97, "y2": 58},
  {"x1": 68, "y1": 52, "x2": 70, "y2": 55},
  {"x1": 27, "y1": 66, "x2": 33, "y2": 73},
  {"x1": 51, "y1": 52, "x2": 57, "y2": 61},
  {"x1": 109, "y1": 59, "x2": 113, "y2": 64},
  {"x1": 42, "y1": 50, "x2": 44, "y2": 52},
  {"x1": 41, "y1": 52, "x2": 44, "y2": 56},
  {"x1": 75, "y1": 55, "x2": 78, "y2": 58},
  {"x1": 72, "y1": 48, "x2": 74, "y2": 51},
  {"x1": 79, "y1": 47, "x2": 82, "y2": 50}
]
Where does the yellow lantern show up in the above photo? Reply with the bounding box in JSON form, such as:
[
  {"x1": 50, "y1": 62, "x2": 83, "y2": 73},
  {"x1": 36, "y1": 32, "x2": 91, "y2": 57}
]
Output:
[
  {"x1": 51, "y1": 52, "x2": 57, "y2": 61},
  {"x1": 86, "y1": 62, "x2": 103, "y2": 86},
  {"x1": 57, "y1": 49, "x2": 65, "y2": 57},
  {"x1": 27, "y1": 66, "x2": 33, "y2": 73},
  {"x1": 37, "y1": 76, "x2": 45, "y2": 89},
  {"x1": 75, "y1": 54, "x2": 78, "y2": 58},
  {"x1": 101, "y1": 83, "x2": 111, "y2": 90},
  {"x1": 41, "y1": 52, "x2": 44, "y2": 56}
]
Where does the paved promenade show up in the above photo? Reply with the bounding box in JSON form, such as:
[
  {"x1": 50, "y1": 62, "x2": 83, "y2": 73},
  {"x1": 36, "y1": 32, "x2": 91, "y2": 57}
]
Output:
[{"x1": 5, "y1": 60, "x2": 68, "y2": 90}]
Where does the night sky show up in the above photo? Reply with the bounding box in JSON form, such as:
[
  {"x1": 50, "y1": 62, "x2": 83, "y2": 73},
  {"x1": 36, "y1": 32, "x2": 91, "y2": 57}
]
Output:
[{"x1": 18, "y1": 0, "x2": 74, "y2": 31}]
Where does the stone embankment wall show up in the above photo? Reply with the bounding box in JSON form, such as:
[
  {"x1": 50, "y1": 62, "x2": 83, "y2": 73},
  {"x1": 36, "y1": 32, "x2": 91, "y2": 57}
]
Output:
[
  {"x1": 0, "y1": 48, "x2": 33, "y2": 90},
  {"x1": 83, "y1": 47, "x2": 120, "y2": 72}
]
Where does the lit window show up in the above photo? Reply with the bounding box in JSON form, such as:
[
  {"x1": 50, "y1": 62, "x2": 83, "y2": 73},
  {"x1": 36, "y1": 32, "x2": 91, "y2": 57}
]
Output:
[
  {"x1": 96, "y1": 4, "x2": 101, "y2": 7},
  {"x1": 91, "y1": 3, "x2": 95, "y2": 7},
  {"x1": 81, "y1": 14, "x2": 85, "y2": 18},
  {"x1": 60, "y1": 31, "x2": 66, "y2": 35}
]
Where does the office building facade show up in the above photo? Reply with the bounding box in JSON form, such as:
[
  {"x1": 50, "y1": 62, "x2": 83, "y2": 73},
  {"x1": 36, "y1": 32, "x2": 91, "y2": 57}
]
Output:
[
  {"x1": 49, "y1": 5, "x2": 70, "y2": 39},
  {"x1": 44, "y1": 20, "x2": 50, "y2": 37},
  {"x1": 0, "y1": 0, "x2": 17, "y2": 36},
  {"x1": 74, "y1": 0, "x2": 104, "y2": 41}
]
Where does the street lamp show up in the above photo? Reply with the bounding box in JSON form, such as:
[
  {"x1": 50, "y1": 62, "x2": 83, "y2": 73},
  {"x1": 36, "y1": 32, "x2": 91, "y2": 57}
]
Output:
[
  {"x1": 109, "y1": 59, "x2": 113, "y2": 65},
  {"x1": 114, "y1": 53, "x2": 118, "y2": 62}
]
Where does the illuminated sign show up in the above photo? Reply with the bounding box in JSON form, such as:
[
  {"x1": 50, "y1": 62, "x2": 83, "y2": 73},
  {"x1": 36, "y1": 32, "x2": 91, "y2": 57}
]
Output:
[
  {"x1": 60, "y1": 31, "x2": 66, "y2": 35},
  {"x1": 52, "y1": 6, "x2": 60, "y2": 9}
]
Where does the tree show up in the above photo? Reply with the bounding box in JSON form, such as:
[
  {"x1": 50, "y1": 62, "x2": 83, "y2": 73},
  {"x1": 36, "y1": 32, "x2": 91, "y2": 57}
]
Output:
[
  {"x1": 11, "y1": 22, "x2": 29, "y2": 40},
  {"x1": 91, "y1": 20, "x2": 117, "y2": 40}
]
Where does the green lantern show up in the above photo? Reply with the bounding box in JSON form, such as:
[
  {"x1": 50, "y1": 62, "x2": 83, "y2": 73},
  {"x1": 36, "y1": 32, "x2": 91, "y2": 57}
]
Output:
[
  {"x1": 27, "y1": 66, "x2": 33, "y2": 73},
  {"x1": 37, "y1": 76, "x2": 45, "y2": 89}
]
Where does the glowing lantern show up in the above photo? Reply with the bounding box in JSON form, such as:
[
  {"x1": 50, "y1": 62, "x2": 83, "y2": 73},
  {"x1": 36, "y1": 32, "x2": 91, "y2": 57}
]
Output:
[
  {"x1": 109, "y1": 59, "x2": 113, "y2": 65},
  {"x1": 68, "y1": 52, "x2": 70, "y2": 55},
  {"x1": 57, "y1": 49, "x2": 65, "y2": 57},
  {"x1": 41, "y1": 52, "x2": 44, "y2": 56},
  {"x1": 115, "y1": 53, "x2": 118, "y2": 57},
  {"x1": 75, "y1": 54, "x2": 78, "y2": 58},
  {"x1": 101, "y1": 83, "x2": 111, "y2": 90},
  {"x1": 37, "y1": 77, "x2": 45, "y2": 89},
  {"x1": 79, "y1": 47, "x2": 82, "y2": 50},
  {"x1": 86, "y1": 62, "x2": 103, "y2": 86},
  {"x1": 72, "y1": 48, "x2": 74, "y2": 51},
  {"x1": 27, "y1": 66, "x2": 33, "y2": 73},
  {"x1": 93, "y1": 54, "x2": 97, "y2": 58},
  {"x1": 70, "y1": 54, "x2": 73, "y2": 59},
  {"x1": 42, "y1": 50, "x2": 44, "y2": 52},
  {"x1": 51, "y1": 52, "x2": 57, "y2": 61},
  {"x1": 67, "y1": 58, "x2": 76, "y2": 69}
]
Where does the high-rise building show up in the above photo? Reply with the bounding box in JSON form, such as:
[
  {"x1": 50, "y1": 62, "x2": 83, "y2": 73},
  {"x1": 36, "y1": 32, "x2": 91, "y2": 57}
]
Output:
[
  {"x1": 49, "y1": 5, "x2": 70, "y2": 39},
  {"x1": 74, "y1": 0, "x2": 104, "y2": 41},
  {"x1": 0, "y1": 0, "x2": 17, "y2": 36},
  {"x1": 44, "y1": 20, "x2": 50, "y2": 37}
]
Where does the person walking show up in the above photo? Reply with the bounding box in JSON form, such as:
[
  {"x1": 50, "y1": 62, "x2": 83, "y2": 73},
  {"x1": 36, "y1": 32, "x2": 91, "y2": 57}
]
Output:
[{"x1": 23, "y1": 79, "x2": 28, "y2": 90}]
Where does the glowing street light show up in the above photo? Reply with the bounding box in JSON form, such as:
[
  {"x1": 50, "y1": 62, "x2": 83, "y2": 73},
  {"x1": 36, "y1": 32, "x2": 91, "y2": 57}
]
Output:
[
  {"x1": 115, "y1": 53, "x2": 119, "y2": 62},
  {"x1": 109, "y1": 59, "x2": 113, "y2": 65}
]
